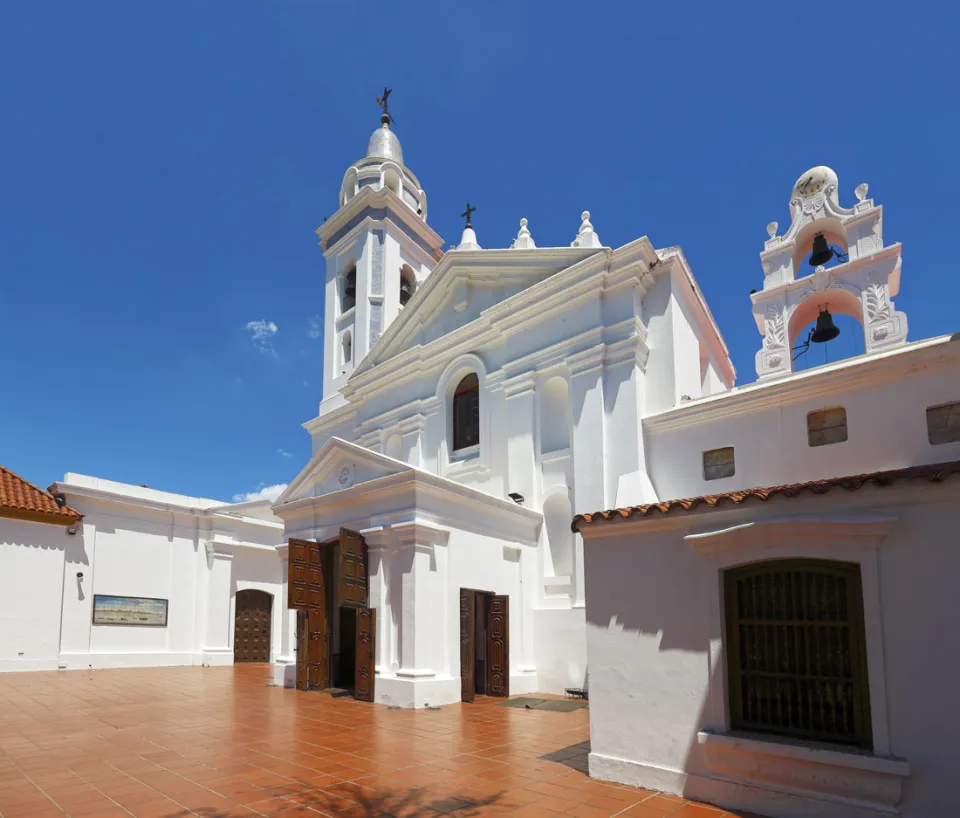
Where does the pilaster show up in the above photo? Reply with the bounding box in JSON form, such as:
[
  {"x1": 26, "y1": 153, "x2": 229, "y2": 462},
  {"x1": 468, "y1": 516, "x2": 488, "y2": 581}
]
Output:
[
  {"x1": 202, "y1": 541, "x2": 235, "y2": 666},
  {"x1": 503, "y1": 371, "x2": 539, "y2": 505}
]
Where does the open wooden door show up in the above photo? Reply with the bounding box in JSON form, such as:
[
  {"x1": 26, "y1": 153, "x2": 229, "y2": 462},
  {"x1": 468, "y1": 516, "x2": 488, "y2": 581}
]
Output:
[
  {"x1": 295, "y1": 610, "x2": 308, "y2": 690},
  {"x1": 338, "y1": 528, "x2": 369, "y2": 608},
  {"x1": 289, "y1": 540, "x2": 310, "y2": 609},
  {"x1": 308, "y1": 607, "x2": 327, "y2": 689},
  {"x1": 486, "y1": 595, "x2": 510, "y2": 697},
  {"x1": 354, "y1": 606, "x2": 376, "y2": 702},
  {"x1": 460, "y1": 589, "x2": 476, "y2": 703}
]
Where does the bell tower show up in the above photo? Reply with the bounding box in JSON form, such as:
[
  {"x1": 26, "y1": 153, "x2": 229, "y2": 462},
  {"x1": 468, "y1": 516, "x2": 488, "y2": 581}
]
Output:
[
  {"x1": 751, "y1": 166, "x2": 909, "y2": 380},
  {"x1": 315, "y1": 95, "x2": 445, "y2": 410}
]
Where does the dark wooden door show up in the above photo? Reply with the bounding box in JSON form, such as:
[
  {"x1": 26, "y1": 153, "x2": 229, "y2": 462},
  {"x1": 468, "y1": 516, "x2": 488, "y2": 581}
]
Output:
[
  {"x1": 354, "y1": 606, "x2": 377, "y2": 702},
  {"x1": 486, "y1": 595, "x2": 509, "y2": 697},
  {"x1": 308, "y1": 607, "x2": 328, "y2": 689},
  {"x1": 234, "y1": 589, "x2": 272, "y2": 662},
  {"x1": 460, "y1": 589, "x2": 476, "y2": 702},
  {"x1": 289, "y1": 540, "x2": 310, "y2": 609},
  {"x1": 338, "y1": 528, "x2": 368, "y2": 608},
  {"x1": 295, "y1": 610, "x2": 308, "y2": 690}
]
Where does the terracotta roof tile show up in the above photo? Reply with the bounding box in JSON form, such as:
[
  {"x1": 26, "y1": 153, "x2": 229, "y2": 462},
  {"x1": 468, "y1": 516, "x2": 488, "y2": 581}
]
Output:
[
  {"x1": 0, "y1": 465, "x2": 82, "y2": 525},
  {"x1": 572, "y1": 460, "x2": 960, "y2": 531}
]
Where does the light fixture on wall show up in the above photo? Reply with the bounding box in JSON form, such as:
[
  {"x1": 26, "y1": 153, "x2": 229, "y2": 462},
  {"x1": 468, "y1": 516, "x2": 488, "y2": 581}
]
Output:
[
  {"x1": 508, "y1": 492, "x2": 524, "y2": 505},
  {"x1": 67, "y1": 525, "x2": 78, "y2": 535},
  {"x1": 76, "y1": 572, "x2": 83, "y2": 580}
]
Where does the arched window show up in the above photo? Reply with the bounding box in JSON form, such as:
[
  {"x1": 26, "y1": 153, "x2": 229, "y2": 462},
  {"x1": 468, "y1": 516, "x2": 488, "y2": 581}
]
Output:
[
  {"x1": 342, "y1": 262, "x2": 357, "y2": 312},
  {"x1": 539, "y1": 376, "x2": 571, "y2": 454},
  {"x1": 724, "y1": 559, "x2": 872, "y2": 749},
  {"x1": 341, "y1": 331, "x2": 352, "y2": 366},
  {"x1": 452, "y1": 373, "x2": 480, "y2": 452},
  {"x1": 399, "y1": 264, "x2": 416, "y2": 307}
]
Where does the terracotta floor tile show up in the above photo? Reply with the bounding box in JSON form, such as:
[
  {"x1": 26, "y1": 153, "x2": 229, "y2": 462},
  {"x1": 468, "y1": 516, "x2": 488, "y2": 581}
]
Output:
[{"x1": 0, "y1": 665, "x2": 768, "y2": 818}]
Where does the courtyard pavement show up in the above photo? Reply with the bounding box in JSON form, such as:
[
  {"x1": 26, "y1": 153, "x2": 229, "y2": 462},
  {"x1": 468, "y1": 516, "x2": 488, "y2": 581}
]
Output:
[{"x1": 0, "y1": 664, "x2": 757, "y2": 818}]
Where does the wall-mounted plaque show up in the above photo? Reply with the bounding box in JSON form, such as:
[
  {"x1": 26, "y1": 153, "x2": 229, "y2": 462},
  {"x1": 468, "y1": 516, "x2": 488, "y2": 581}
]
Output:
[{"x1": 92, "y1": 595, "x2": 168, "y2": 627}]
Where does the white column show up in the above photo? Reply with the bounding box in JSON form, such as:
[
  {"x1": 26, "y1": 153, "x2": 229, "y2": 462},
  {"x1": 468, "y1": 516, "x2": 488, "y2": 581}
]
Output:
[
  {"x1": 503, "y1": 372, "x2": 538, "y2": 504},
  {"x1": 202, "y1": 543, "x2": 234, "y2": 666},
  {"x1": 569, "y1": 348, "x2": 605, "y2": 606},
  {"x1": 271, "y1": 544, "x2": 297, "y2": 686},
  {"x1": 393, "y1": 521, "x2": 449, "y2": 680},
  {"x1": 360, "y1": 527, "x2": 390, "y2": 674}
]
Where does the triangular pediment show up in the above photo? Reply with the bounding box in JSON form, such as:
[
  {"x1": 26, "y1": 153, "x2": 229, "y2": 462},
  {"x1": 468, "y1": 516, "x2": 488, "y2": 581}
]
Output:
[
  {"x1": 273, "y1": 437, "x2": 412, "y2": 506},
  {"x1": 352, "y1": 246, "x2": 602, "y2": 378}
]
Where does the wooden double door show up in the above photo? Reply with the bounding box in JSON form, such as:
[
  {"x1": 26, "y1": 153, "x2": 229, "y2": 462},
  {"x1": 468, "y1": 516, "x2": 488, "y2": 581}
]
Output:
[
  {"x1": 234, "y1": 589, "x2": 273, "y2": 662},
  {"x1": 460, "y1": 588, "x2": 509, "y2": 702},
  {"x1": 289, "y1": 529, "x2": 376, "y2": 702}
]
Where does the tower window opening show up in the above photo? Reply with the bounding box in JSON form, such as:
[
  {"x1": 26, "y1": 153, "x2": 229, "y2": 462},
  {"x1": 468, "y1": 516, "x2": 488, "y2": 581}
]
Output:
[
  {"x1": 400, "y1": 264, "x2": 416, "y2": 307},
  {"x1": 341, "y1": 331, "x2": 352, "y2": 367},
  {"x1": 342, "y1": 263, "x2": 357, "y2": 312}
]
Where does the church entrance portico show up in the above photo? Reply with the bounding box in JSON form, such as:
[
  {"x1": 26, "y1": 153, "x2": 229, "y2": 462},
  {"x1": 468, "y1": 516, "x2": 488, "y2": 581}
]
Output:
[{"x1": 288, "y1": 530, "x2": 376, "y2": 701}]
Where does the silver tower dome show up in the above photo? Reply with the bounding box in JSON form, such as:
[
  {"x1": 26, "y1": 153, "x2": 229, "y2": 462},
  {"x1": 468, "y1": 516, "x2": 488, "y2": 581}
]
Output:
[{"x1": 366, "y1": 114, "x2": 404, "y2": 165}]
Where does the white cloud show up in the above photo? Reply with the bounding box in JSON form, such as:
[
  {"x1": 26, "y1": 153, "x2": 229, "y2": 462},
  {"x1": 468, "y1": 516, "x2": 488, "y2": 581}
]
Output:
[
  {"x1": 231, "y1": 483, "x2": 288, "y2": 503},
  {"x1": 277, "y1": 448, "x2": 293, "y2": 458},
  {"x1": 245, "y1": 319, "x2": 279, "y2": 355},
  {"x1": 307, "y1": 316, "x2": 322, "y2": 340}
]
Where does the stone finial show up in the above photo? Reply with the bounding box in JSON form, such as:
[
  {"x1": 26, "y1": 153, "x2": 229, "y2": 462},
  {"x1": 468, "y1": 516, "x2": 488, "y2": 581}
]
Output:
[
  {"x1": 571, "y1": 210, "x2": 602, "y2": 249},
  {"x1": 855, "y1": 183, "x2": 869, "y2": 202},
  {"x1": 513, "y1": 217, "x2": 536, "y2": 249},
  {"x1": 766, "y1": 221, "x2": 779, "y2": 239},
  {"x1": 456, "y1": 225, "x2": 481, "y2": 251}
]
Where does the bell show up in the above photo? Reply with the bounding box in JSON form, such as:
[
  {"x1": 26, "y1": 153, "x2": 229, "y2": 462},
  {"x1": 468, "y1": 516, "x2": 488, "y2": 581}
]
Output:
[
  {"x1": 809, "y1": 233, "x2": 834, "y2": 266},
  {"x1": 810, "y1": 308, "x2": 840, "y2": 344},
  {"x1": 399, "y1": 280, "x2": 413, "y2": 306}
]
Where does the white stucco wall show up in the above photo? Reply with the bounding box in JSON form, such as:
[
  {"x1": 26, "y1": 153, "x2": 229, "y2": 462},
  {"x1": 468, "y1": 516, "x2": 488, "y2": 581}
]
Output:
[
  {"x1": 0, "y1": 519, "x2": 70, "y2": 671},
  {"x1": 581, "y1": 480, "x2": 960, "y2": 818},
  {"x1": 1, "y1": 477, "x2": 283, "y2": 673}
]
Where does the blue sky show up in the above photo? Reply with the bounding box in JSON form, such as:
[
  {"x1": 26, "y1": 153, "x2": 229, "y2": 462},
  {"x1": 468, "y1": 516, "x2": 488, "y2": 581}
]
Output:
[{"x1": 2, "y1": 2, "x2": 958, "y2": 502}]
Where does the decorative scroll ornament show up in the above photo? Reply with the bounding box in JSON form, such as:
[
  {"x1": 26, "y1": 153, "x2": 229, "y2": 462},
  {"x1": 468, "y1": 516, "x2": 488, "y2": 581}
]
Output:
[
  {"x1": 764, "y1": 305, "x2": 786, "y2": 349},
  {"x1": 865, "y1": 283, "x2": 891, "y2": 322}
]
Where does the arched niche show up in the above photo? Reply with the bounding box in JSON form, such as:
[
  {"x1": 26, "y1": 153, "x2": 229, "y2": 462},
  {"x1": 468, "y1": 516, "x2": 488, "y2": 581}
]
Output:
[
  {"x1": 791, "y1": 217, "x2": 849, "y2": 272},
  {"x1": 385, "y1": 434, "x2": 402, "y2": 461},
  {"x1": 341, "y1": 330, "x2": 353, "y2": 366},
  {"x1": 543, "y1": 492, "x2": 574, "y2": 578},
  {"x1": 787, "y1": 288, "x2": 863, "y2": 352},
  {"x1": 382, "y1": 165, "x2": 401, "y2": 198},
  {"x1": 341, "y1": 168, "x2": 358, "y2": 206},
  {"x1": 539, "y1": 375, "x2": 571, "y2": 454}
]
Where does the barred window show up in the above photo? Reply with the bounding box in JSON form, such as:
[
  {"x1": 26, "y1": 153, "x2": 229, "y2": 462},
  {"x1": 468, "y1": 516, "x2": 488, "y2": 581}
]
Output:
[
  {"x1": 703, "y1": 447, "x2": 735, "y2": 481},
  {"x1": 927, "y1": 401, "x2": 960, "y2": 446},
  {"x1": 724, "y1": 559, "x2": 873, "y2": 749},
  {"x1": 807, "y1": 407, "x2": 848, "y2": 447}
]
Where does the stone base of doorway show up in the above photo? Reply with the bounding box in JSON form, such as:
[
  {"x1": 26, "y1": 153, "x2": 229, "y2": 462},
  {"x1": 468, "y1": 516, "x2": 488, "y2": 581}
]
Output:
[
  {"x1": 500, "y1": 696, "x2": 587, "y2": 712},
  {"x1": 374, "y1": 670, "x2": 540, "y2": 709},
  {"x1": 589, "y1": 747, "x2": 909, "y2": 818}
]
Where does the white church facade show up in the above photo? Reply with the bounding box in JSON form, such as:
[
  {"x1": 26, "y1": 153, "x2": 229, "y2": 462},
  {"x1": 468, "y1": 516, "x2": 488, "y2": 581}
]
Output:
[{"x1": 265, "y1": 108, "x2": 736, "y2": 707}]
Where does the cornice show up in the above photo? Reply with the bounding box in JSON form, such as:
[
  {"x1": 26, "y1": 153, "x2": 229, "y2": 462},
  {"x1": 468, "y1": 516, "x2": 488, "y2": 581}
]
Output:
[
  {"x1": 393, "y1": 518, "x2": 450, "y2": 549},
  {"x1": 683, "y1": 514, "x2": 897, "y2": 557},
  {"x1": 0, "y1": 507, "x2": 80, "y2": 528},
  {"x1": 643, "y1": 333, "x2": 960, "y2": 433}
]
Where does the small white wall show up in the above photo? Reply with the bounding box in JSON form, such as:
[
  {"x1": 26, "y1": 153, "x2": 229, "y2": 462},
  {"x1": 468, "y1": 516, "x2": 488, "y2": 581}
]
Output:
[
  {"x1": 0, "y1": 519, "x2": 69, "y2": 671},
  {"x1": 646, "y1": 347, "x2": 960, "y2": 504},
  {"x1": 581, "y1": 484, "x2": 960, "y2": 818}
]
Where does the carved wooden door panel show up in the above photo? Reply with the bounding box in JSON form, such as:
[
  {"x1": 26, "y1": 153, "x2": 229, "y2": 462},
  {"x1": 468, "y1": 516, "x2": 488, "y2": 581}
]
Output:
[
  {"x1": 307, "y1": 543, "x2": 325, "y2": 612},
  {"x1": 295, "y1": 610, "x2": 308, "y2": 690},
  {"x1": 460, "y1": 589, "x2": 476, "y2": 702},
  {"x1": 307, "y1": 607, "x2": 327, "y2": 689},
  {"x1": 234, "y1": 589, "x2": 272, "y2": 662},
  {"x1": 354, "y1": 606, "x2": 376, "y2": 702},
  {"x1": 486, "y1": 595, "x2": 509, "y2": 697},
  {"x1": 288, "y1": 540, "x2": 310, "y2": 609},
  {"x1": 338, "y1": 528, "x2": 368, "y2": 608}
]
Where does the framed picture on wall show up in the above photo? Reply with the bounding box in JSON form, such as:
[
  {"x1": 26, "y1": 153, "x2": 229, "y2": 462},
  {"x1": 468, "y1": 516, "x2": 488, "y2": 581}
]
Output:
[{"x1": 92, "y1": 595, "x2": 169, "y2": 627}]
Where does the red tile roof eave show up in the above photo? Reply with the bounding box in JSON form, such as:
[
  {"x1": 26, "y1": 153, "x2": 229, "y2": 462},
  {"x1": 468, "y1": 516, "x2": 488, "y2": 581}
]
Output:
[
  {"x1": 0, "y1": 464, "x2": 83, "y2": 525},
  {"x1": 571, "y1": 460, "x2": 960, "y2": 532}
]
